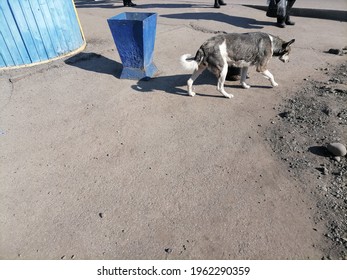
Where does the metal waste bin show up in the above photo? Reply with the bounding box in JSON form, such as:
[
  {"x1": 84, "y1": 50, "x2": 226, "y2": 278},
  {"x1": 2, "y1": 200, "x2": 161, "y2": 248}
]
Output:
[{"x1": 107, "y1": 12, "x2": 158, "y2": 80}]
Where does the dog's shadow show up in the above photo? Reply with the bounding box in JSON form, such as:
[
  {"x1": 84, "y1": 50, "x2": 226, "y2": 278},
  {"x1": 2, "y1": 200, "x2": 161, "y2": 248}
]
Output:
[
  {"x1": 64, "y1": 53, "x2": 271, "y2": 97},
  {"x1": 132, "y1": 72, "x2": 272, "y2": 98},
  {"x1": 132, "y1": 71, "x2": 222, "y2": 98}
]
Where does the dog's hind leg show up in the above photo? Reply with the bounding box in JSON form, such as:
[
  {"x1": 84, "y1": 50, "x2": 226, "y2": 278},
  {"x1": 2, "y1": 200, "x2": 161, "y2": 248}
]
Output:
[
  {"x1": 187, "y1": 65, "x2": 206, "y2": 96},
  {"x1": 217, "y1": 63, "x2": 233, "y2": 98},
  {"x1": 240, "y1": 67, "x2": 250, "y2": 89},
  {"x1": 261, "y1": 69, "x2": 278, "y2": 87}
]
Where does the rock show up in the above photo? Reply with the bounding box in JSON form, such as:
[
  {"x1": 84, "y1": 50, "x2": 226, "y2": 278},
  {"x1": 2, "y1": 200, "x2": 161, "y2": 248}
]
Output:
[
  {"x1": 331, "y1": 83, "x2": 347, "y2": 93},
  {"x1": 322, "y1": 107, "x2": 333, "y2": 116},
  {"x1": 333, "y1": 156, "x2": 341, "y2": 162},
  {"x1": 164, "y1": 248, "x2": 172, "y2": 254},
  {"x1": 327, "y1": 143, "x2": 347, "y2": 156},
  {"x1": 328, "y1": 48, "x2": 342, "y2": 55},
  {"x1": 279, "y1": 110, "x2": 295, "y2": 118}
]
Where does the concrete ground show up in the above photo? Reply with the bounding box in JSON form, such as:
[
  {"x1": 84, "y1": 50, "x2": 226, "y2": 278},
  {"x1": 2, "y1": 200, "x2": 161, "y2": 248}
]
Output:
[{"x1": 1, "y1": 0, "x2": 347, "y2": 259}]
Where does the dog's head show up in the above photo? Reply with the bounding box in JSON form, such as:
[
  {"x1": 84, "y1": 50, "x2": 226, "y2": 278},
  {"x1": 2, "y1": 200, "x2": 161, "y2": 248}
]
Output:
[{"x1": 278, "y1": 39, "x2": 295, "y2": 63}]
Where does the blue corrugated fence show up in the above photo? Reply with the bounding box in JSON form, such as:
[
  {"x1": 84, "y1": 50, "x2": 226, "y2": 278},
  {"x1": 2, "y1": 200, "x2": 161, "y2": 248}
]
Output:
[{"x1": 0, "y1": 0, "x2": 85, "y2": 68}]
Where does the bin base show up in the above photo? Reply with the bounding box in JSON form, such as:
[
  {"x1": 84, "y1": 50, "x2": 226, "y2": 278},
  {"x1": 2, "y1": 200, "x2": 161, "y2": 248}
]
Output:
[{"x1": 120, "y1": 63, "x2": 158, "y2": 80}]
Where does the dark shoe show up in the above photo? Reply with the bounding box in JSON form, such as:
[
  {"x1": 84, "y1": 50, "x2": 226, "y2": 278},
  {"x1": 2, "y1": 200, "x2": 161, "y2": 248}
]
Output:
[
  {"x1": 285, "y1": 18, "x2": 295, "y2": 25},
  {"x1": 277, "y1": 17, "x2": 286, "y2": 28},
  {"x1": 277, "y1": 22, "x2": 286, "y2": 28},
  {"x1": 123, "y1": 1, "x2": 136, "y2": 6},
  {"x1": 219, "y1": 0, "x2": 227, "y2": 5},
  {"x1": 127, "y1": 1, "x2": 137, "y2": 6}
]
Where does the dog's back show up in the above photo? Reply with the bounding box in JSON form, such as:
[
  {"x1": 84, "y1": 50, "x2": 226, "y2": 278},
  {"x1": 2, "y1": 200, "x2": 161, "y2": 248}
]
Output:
[{"x1": 200, "y1": 32, "x2": 273, "y2": 71}]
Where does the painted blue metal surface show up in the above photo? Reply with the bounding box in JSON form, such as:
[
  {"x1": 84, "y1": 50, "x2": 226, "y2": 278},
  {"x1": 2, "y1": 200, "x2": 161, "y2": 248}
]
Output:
[
  {"x1": 0, "y1": 0, "x2": 84, "y2": 68},
  {"x1": 107, "y1": 12, "x2": 158, "y2": 80}
]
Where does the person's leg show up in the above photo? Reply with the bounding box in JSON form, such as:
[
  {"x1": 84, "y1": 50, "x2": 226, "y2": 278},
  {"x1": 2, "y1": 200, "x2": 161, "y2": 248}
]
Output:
[
  {"x1": 214, "y1": 0, "x2": 226, "y2": 8},
  {"x1": 123, "y1": 0, "x2": 137, "y2": 7},
  {"x1": 276, "y1": 0, "x2": 286, "y2": 28},
  {"x1": 285, "y1": 0, "x2": 296, "y2": 25}
]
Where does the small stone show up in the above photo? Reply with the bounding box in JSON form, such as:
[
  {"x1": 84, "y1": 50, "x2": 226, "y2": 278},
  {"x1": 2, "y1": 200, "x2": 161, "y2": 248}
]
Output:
[
  {"x1": 280, "y1": 110, "x2": 295, "y2": 118},
  {"x1": 327, "y1": 143, "x2": 347, "y2": 156},
  {"x1": 333, "y1": 156, "x2": 341, "y2": 162},
  {"x1": 99, "y1": 213, "x2": 104, "y2": 218},
  {"x1": 61, "y1": 255, "x2": 66, "y2": 260},
  {"x1": 323, "y1": 167, "x2": 329, "y2": 175},
  {"x1": 328, "y1": 48, "x2": 341, "y2": 55},
  {"x1": 322, "y1": 107, "x2": 332, "y2": 116},
  {"x1": 164, "y1": 248, "x2": 172, "y2": 254},
  {"x1": 331, "y1": 83, "x2": 347, "y2": 92}
]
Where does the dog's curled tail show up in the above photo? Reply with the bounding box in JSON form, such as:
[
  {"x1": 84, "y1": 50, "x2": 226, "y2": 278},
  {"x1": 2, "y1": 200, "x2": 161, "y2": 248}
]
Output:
[{"x1": 180, "y1": 54, "x2": 198, "y2": 72}]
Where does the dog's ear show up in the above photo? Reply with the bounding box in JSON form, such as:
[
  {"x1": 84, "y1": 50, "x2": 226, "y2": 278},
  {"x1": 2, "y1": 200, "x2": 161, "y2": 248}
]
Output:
[{"x1": 282, "y1": 39, "x2": 295, "y2": 49}]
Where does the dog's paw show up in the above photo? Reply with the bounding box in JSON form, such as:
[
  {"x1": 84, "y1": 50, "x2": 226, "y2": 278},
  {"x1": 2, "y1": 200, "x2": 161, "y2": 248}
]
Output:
[
  {"x1": 188, "y1": 91, "x2": 196, "y2": 97},
  {"x1": 272, "y1": 82, "x2": 279, "y2": 87},
  {"x1": 224, "y1": 93, "x2": 234, "y2": 99},
  {"x1": 241, "y1": 82, "x2": 251, "y2": 89}
]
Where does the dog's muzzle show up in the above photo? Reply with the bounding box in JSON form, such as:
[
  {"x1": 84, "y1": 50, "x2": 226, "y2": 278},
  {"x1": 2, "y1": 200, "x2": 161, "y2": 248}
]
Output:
[{"x1": 280, "y1": 54, "x2": 289, "y2": 63}]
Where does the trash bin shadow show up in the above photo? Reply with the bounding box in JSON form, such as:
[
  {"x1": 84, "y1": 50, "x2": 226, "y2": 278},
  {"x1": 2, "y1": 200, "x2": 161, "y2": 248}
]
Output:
[{"x1": 65, "y1": 52, "x2": 122, "y2": 78}]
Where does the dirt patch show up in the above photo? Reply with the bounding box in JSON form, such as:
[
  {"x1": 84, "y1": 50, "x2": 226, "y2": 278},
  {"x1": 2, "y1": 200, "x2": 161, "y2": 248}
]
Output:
[{"x1": 265, "y1": 62, "x2": 347, "y2": 260}]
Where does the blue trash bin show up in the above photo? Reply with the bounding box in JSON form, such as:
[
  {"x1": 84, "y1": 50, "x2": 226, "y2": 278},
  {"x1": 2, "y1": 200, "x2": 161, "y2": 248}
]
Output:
[{"x1": 107, "y1": 12, "x2": 158, "y2": 80}]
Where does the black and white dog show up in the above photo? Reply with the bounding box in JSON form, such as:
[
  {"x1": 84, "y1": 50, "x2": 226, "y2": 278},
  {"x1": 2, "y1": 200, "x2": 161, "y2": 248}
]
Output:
[{"x1": 180, "y1": 32, "x2": 295, "y2": 98}]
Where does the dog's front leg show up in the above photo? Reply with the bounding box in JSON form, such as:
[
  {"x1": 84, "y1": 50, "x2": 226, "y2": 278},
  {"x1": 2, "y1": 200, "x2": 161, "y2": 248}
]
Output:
[
  {"x1": 217, "y1": 64, "x2": 234, "y2": 98},
  {"x1": 261, "y1": 70, "x2": 278, "y2": 87},
  {"x1": 240, "y1": 67, "x2": 250, "y2": 89}
]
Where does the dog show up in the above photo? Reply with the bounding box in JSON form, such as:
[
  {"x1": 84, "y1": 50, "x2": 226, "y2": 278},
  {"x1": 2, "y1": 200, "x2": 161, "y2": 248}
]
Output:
[{"x1": 180, "y1": 32, "x2": 295, "y2": 98}]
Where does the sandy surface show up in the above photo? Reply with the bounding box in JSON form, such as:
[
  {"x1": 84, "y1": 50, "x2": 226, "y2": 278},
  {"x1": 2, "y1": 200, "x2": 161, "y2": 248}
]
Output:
[{"x1": 1, "y1": 0, "x2": 346, "y2": 259}]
